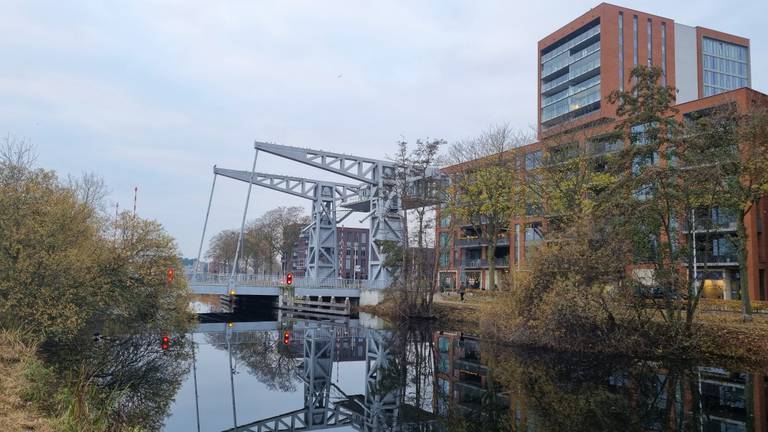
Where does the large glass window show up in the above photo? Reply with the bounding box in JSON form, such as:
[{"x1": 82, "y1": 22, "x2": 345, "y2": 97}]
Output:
[
  {"x1": 619, "y1": 12, "x2": 624, "y2": 90},
  {"x1": 661, "y1": 22, "x2": 667, "y2": 85},
  {"x1": 632, "y1": 15, "x2": 638, "y2": 66},
  {"x1": 647, "y1": 19, "x2": 652, "y2": 66},
  {"x1": 702, "y1": 37, "x2": 749, "y2": 96},
  {"x1": 439, "y1": 251, "x2": 450, "y2": 268},
  {"x1": 540, "y1": 19, "x2": 601, "y2": 128}
]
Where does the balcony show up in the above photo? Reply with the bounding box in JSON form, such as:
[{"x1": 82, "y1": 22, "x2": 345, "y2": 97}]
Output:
[
  {"x1": 455, "y1": 237, "x2": 510, "y2": 248},
  {"x1": 493, "y1": 257, "x2": 510, "y2": 267},
  {"x1": 540, "y1": 23, "x2": 600, "y2": 64}
]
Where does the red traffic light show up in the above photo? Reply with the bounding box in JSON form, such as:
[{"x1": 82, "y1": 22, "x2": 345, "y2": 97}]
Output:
[
  {"x1": 286, "y1": 273, "x2": 293, "y2": 286},
  {"x1": 283, "y1": 330, "x2": 290, "y2": 345},
  {"x1": 161, "y1": 335, "x2": 170, "y2": 350},
  {"x1": 166, "y1": 267, "x2": 175, "y2": 284}
]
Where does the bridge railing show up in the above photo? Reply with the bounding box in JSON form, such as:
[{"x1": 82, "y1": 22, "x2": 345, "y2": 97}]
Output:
[{"x1": 187, "y1": 273, "x2": 389, "y2": 290}]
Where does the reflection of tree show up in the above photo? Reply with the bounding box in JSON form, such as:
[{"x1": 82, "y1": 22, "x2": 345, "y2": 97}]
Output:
[
  {"x1": 206, "y1": 331, "x2": 300, "y2": 392},
  {"x1": 370, "y1": 324, "x2": 439, "y2": 429},
  {"x1": 42, "y1": 331, "x2": 192, "y2": 431}
]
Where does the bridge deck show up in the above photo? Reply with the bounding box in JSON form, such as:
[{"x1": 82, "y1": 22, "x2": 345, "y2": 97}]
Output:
[{"x1": 188, "y1": 273, "x2": 385, "y2": 298}]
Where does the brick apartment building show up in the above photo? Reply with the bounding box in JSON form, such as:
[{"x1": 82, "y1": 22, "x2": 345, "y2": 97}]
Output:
[
  {"x1": 287, "y1": 226, "x2": 370, "y2": 280},
  {"x1": 436, "y1": 3, "x2": 768, "y2": 301}
]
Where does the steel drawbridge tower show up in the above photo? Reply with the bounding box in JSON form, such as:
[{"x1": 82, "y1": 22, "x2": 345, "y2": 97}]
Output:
[{"x1": 212, "y1": 141, "x2": 409, "y2": 287}]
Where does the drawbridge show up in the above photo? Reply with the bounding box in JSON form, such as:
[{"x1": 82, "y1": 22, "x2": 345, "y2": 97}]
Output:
[{"x1": 189, "y1": 141, "x2": 444, "y2": 305}]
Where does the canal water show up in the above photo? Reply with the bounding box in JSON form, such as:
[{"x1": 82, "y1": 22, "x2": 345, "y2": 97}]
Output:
[{"x1": 42, "y1": 297, "x2": 768, "y2": 431}]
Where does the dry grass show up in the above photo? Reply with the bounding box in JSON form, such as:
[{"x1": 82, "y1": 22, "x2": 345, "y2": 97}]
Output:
[{"x1": 0, "y1": 329, "x2": 57, "y2": 432}]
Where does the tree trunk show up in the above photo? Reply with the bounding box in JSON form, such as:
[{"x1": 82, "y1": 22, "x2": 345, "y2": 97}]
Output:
[
  {"x1": 737, "y1": 208, "x2": 753, "y2": 320},
  {"x1": 487, "y1": 242, "x2": 497, "y2": 291}
]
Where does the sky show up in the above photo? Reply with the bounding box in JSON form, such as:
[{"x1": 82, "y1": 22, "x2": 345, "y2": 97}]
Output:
[{"x1": 2, "y1": 0, "x2": 767, "y2": 258}]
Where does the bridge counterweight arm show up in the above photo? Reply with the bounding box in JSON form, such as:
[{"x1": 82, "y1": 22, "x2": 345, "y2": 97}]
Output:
[
  {"x1": 214, "y1": 167, "x2": 360, "y2": 202},
  {"x1": 254, "y1": 141, "x2": 395, "y2": 185}
]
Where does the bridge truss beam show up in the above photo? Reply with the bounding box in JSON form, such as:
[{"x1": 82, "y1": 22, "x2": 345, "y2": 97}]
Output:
[
  {"x1": 215, "y1": 168, "x2": 362, "y2": 282},
  {"x1": 251, "y1": 142, "x2": 403, "y2": 286}
]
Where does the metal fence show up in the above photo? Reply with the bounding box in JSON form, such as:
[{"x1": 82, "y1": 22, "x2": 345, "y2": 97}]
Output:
[{"x1": 188, "y1": 273, "x2": 389, "y2": 290}]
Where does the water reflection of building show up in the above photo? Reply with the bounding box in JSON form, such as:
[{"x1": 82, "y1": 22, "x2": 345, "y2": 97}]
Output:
[
  {"x1": 431, "y1": 331, "x2": 768, "y2": 432},
  {"x1": 697, "y1": 367, "x2": 767, "y2": 432},
  {"x1": 433, "y1": 331, "x2": 510, "y2": 419}
]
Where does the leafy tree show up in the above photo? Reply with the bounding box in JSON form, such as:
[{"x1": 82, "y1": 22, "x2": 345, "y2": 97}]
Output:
[
  {"x1": 606, "y1": 65, "x2": 693, "y2": 326},
  {"x1": 206, "y1": 229, "x2": 239, "y2": 273},
  {"x1": 0, "y1": 136, "x2": 191, "y2": 339},
  {"x1": 100, "y1": 212, "x2": 190, "y2": 330},
  {"x1": 207, "y1": 206, "x2": 309, "y2": 275},
  {"x1": 445, "y1": 124, "x2": 532, "y2": 292},
  {"x1": 679, "y1": 104, "x2": 768, "y2": 319}
]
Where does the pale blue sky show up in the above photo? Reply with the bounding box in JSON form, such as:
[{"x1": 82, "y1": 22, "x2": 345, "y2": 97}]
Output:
[{"x1": 2, "y1": 1, "x2": 766, "y2": 257}]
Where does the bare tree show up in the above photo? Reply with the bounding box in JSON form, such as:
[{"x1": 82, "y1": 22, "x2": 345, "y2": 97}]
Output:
[
  {"x1": 0, "y1": 134, "x2": 37, "y2": 183},
  {"x1": 443, "y1": 123, "x2": 533, "y2": 166},
  {"x1": 390, "y1": 137, "x2": 445, "y2": 317},
  {"x1": 67, "y1": 171, "x2": 110, "y2": 213}
]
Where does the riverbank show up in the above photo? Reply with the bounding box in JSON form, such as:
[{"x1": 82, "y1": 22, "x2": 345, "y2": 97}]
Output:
[
  {"x1": 362, "y1": 292, "x2": 768, "y2": 367},
  {"x1": 0, "y1": 329, "x2": 56, "y2": 432}
]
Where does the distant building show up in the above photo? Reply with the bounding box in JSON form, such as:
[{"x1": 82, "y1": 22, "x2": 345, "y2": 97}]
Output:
[{"x1": 288, "y1": 227, "x2": 369, "y2": 280}]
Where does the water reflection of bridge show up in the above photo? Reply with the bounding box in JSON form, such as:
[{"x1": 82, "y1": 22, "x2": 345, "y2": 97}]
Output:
[{"x1": 193, "y1": 317, "x2": 428, "y2": 432}]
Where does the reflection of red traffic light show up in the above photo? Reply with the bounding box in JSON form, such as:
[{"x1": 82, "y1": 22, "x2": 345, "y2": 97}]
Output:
[
  {"x1": 286, "y1": 273, "x2": 293, "y2": 286},
  {"x1": 162, "y1": 335, "x2": 170, "y2": 350},
  {"x1": 283, "y1": 330, "x2": 290, "y2": 345}
]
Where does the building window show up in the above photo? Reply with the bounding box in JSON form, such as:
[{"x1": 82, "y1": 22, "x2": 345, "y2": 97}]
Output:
[
  {"x1": 524, "y1": 222, "x2": 543, "y2": 261},
  {"x1": 439, "y1": 205, "x2": 451, "y2": 228},
  {"x1": 701, "y1": 37, "x2": 750, "y2": 96},
  {"x1": 439, "y1": 232, "x2": 450, "y2": 248},
  {"x1": 661, "y1": 22, "x2": 667, "y2": 85},
  {"x1": 439, "y1": 251, "x2": 450, "y2": 268},
  {"x1": 647, "y1": 19, "x2": 652, "y2": 66},
  {"x1": 632, "y1": 153, "x2": 658, "y2": 175},
  {"x1": 525, "y1": 150, "x2": 543, "y2": 170},
  {"x1": 632, "y1": 15, "x2": 638, "y2": 66},
  {"x1": 619, "y1": 12, "x2": 624, "y2": 90}
]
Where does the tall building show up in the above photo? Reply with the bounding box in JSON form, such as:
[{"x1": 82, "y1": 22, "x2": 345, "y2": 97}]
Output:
[
  {"x1": 538, "y1": 3, "x2": 751, "y2": 136},
  {"x1": 437, "y1": 3, "x2": 768, "y2": 301},
  {"x1": 289, "y1": 227, "x2": 369, "y2": 280}
]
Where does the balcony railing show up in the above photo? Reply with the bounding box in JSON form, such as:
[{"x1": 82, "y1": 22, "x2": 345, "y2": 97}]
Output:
[
  {"x1": 683, "y1": 221, "x2": 738, "y2": 233},
  {"x1": 541, "y1": 24, "x2": 600, "y2": 63},
  {"x1": 686, "y1": 255, "x2": 738, "y2": 265},
  {"x1": 493, "y1": 257, "x2": 510, "y2": 267},
  {"x1": 460, "y1": 258, "x2": 510, "y2": 268},
  {"x1": 462, "y1": 259, "x2": 486, "y2": 268}
]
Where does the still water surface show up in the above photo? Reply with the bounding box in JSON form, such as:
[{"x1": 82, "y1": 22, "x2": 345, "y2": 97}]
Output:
[{"x1": 45, "y1": 298, "x2": 768, "y2": 431}]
